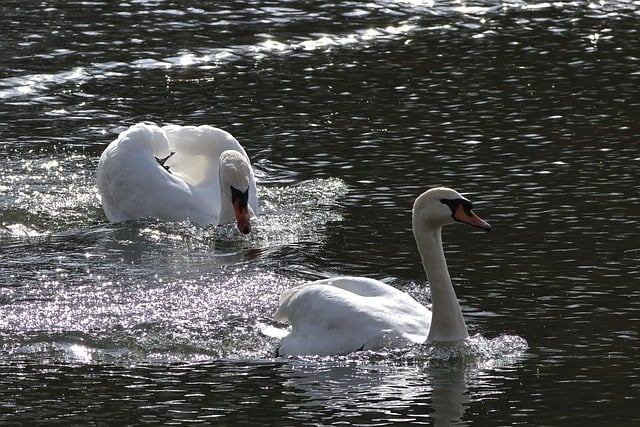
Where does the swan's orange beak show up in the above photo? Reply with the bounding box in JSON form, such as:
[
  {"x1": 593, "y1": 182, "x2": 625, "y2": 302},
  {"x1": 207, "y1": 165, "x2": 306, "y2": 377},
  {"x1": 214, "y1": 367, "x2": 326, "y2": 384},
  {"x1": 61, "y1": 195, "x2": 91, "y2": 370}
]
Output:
[
  {"x1": 453, "y1": 204, "x2": 491, "y2": 231},
  {"x1": 233, "y1": 200, "x2": 252, "y2": 234}
]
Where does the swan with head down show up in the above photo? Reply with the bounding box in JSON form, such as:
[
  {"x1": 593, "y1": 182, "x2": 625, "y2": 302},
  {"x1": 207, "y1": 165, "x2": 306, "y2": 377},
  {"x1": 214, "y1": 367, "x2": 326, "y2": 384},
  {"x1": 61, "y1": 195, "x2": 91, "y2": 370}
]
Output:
[
  {"x1": 96, "y1": 123, "x2": 258, "y2": 233},
  {"x1": 274, "y1": 187, "x2": 491, "y2": 356}
]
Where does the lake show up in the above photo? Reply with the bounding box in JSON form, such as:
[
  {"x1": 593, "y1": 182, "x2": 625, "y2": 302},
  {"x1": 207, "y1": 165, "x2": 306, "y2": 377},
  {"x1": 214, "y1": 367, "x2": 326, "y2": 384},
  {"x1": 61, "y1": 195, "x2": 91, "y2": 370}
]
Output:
[{"x1": 1, "y1": 0, "x2": 639, "y2": 425}]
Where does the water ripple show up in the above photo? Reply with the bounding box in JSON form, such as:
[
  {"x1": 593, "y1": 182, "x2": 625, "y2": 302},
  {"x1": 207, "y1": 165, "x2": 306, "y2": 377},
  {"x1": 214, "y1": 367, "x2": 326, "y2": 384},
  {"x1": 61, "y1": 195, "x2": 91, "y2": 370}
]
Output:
[{"x1": 1, "y1": 0, "x2": 640, "y2": 425}]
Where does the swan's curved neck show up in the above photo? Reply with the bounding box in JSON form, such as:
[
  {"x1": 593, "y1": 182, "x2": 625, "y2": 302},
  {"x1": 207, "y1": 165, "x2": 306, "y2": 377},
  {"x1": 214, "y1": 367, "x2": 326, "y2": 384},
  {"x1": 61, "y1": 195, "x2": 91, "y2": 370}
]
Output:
[{"x1": 414, "y1": 224, "x2": 469, "y2": 342}]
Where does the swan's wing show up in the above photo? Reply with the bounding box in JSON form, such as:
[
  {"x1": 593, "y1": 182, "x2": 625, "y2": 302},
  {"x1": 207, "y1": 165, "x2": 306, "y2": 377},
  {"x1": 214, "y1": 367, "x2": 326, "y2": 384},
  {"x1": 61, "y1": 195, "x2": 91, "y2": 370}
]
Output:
[
  {"x1": 161, "y1": 125, "x2": 248, "y2": 177},
  {"x1": 275, "y1": 278, "x2": 431, "y2": 356},
  {"x1": 161, "y1": 125, "x2": 243, "y2": 156},
  {"x1": 96, "y1": 124, "x2": 205, "y2": 223},
  {"x1": 160, "y1": 125, "x2": 221, "y2": 186}
]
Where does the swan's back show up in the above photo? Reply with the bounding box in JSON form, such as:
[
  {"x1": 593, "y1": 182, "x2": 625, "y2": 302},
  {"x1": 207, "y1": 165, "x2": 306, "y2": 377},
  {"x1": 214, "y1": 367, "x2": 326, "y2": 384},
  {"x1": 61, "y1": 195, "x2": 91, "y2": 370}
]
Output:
[{"x1": 275, "y1": 277, "x2": 431, "y2": 356}]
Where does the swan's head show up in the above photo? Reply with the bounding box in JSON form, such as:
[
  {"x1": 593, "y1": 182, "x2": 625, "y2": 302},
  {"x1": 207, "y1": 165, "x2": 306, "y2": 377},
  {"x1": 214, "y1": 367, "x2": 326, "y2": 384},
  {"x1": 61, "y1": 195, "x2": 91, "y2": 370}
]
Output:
[
  {"x1": 219, "y1": 150, "x2": 253, "y2": 234},
  {"x1": 413, "y1": 187, "x2": 491, "y2": 231}
]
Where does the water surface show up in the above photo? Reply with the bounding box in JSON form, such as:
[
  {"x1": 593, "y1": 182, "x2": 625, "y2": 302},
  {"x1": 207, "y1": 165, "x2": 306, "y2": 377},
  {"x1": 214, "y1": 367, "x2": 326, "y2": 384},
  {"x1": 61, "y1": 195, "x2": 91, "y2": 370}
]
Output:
[{"x1": 1, "y1": 0, "x2": 639, "y2": 425}]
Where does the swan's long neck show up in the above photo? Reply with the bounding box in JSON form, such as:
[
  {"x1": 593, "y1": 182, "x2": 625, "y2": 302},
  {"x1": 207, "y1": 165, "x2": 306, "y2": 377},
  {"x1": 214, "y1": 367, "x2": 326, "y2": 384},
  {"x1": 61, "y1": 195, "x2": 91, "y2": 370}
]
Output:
[{"x1": 414, "y1": 224, "x2": 469, "y2": 342}]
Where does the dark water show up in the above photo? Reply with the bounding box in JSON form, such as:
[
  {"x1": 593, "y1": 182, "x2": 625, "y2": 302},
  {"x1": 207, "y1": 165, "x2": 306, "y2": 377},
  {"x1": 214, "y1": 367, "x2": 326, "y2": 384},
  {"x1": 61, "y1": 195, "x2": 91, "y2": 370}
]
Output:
[{"x1": 2, "y1": 0, "x2": 639, "y2": 425}]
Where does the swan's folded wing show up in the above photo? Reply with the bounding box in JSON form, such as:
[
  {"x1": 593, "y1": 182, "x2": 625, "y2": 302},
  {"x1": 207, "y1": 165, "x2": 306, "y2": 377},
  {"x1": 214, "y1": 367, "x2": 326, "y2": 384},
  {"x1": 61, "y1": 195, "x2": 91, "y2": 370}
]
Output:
[{"x1": 274, "y1": 282, "x2": 431, "y2": 356}]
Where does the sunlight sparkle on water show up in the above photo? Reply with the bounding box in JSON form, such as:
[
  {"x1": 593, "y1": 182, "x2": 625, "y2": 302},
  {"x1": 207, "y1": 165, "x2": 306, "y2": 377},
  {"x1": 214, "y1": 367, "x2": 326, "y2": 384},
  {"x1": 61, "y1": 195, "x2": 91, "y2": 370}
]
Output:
[{"x1": 398, "y1": 0, "x2": 435, "y2": 6}]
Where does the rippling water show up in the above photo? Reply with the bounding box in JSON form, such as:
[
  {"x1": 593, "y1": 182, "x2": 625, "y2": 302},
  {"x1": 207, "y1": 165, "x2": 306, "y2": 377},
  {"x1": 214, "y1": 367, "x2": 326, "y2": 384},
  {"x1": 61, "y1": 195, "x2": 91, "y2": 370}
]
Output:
[{"x1": 1, "y1": 0, "x2": 639, "y2": 425}]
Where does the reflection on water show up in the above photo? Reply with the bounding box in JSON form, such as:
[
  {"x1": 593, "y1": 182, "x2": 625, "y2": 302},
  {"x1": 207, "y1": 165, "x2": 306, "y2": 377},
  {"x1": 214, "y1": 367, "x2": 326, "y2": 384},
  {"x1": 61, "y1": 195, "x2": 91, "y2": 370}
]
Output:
[
  {"x1": 282, "y1": 335, "x2": 529, "y2": 425},
  {"x1": 1, "y1": 0, "x2": 640, "y2": 425}
]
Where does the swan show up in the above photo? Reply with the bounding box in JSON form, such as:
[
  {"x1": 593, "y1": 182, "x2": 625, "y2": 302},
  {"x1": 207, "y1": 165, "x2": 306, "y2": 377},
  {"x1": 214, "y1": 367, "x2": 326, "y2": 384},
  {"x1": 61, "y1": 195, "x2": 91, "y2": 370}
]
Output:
[
  {"x1": 273, "y1": 187, "x2": 491, "y2": 356},
  {"x1": 96, "y1": 123, "x2": 258, "y2": 233}
]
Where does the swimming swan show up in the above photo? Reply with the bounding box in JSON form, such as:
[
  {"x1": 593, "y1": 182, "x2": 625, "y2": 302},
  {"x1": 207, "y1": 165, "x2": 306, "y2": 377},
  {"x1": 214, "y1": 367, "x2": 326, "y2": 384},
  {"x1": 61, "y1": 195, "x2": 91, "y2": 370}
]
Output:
[
  {"x1": 96, "y1": 123, "x2": 258, "y2": 233},
  {"x1": 274, "y1": 187, "x2": 491, "y2": 356}
]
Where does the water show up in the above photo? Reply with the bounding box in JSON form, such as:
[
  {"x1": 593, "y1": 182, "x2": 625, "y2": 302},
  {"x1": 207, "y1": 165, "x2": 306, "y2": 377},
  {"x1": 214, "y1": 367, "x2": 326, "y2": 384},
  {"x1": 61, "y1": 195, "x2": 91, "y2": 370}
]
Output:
[{"x1": 1, "y1": 0, "x2": 639, "y2": 425}]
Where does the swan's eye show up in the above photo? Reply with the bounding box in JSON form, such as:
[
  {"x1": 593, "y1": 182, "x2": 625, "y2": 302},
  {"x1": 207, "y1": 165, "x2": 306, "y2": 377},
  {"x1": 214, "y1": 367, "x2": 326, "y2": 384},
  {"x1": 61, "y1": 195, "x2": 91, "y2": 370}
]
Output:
[
  {"x1": 460, "y1": 199, "x2": 473, "y2": 215},
  {"x1": 231, "y1": 186, "x2": 250, "y2": 209},
  {"x1": 440, "y1": 198, "x2": 473, "y2": 216}
]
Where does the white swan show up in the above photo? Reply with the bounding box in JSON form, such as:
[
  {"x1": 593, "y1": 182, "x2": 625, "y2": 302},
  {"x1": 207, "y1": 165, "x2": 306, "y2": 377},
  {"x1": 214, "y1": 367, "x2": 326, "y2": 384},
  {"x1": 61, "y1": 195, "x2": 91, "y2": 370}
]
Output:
[
  {"x1": 96, "y1": 123, "x2": 258, "y2": 233},
  {"x1": 274, "y1": 187, "x2": 491, "y2": 356}
]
